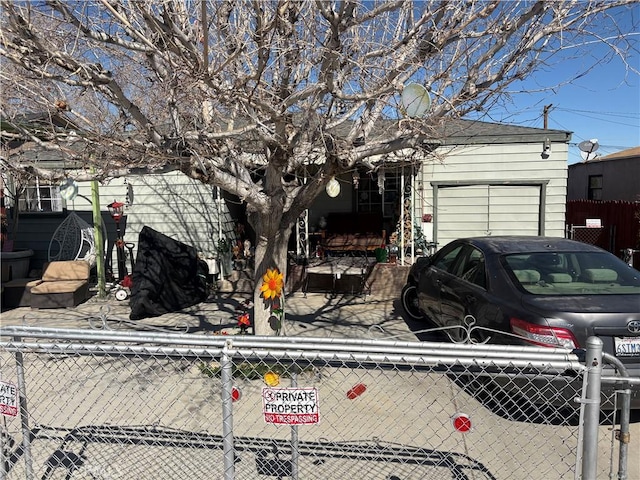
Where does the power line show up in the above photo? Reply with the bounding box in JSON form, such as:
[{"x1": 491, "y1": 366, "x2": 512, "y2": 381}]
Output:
[
  {"x1": 552, "y1": 107, "x2": 640, "y2": 128},
  {"x1": 488, "y1": 103, "x2": 639, "y2": 127},
  {"x1": 554, "y1": 107, "x2": 639, "y2": 119}
]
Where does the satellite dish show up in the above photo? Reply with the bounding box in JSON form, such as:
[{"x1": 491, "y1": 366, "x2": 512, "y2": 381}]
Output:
[
  {"x1": 401, "y1": 83, "x2": 431, "y2": 118},
  {"x1": 578, "y1": 139, "x2": 599, "y2": 153},
  {"x1": 326, "y1": 177, "x2": 340, "y2": 198},
  {"x1": 59, "y1": 178, "x2": 78, "y2": 201},
  {"x1": 578, "y1": 139, "x2": 599, "y2": 161}
]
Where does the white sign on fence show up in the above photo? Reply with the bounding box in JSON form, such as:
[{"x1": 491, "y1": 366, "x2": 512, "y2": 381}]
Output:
[
  {"x1": 0, "y1": 381, "x2": 18, "y2": 417},
  {"x1": 586, "y1": 218, "x2": 602, "y2": 228},
  {"x1": 262, "y1": 387, "x2": 319, "y2": 425}
]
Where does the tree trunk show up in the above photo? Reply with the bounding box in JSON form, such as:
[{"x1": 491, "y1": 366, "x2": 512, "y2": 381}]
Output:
[{"x1": 251, "y1": 225, "x2": 291, "y2": 336}]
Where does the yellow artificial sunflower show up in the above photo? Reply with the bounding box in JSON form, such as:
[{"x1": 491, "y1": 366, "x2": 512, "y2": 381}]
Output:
[{"x1": 260, "y1": 268, "x2": 284, "y2": 300}]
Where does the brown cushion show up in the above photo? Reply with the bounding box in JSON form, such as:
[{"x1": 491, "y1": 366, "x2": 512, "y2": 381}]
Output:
[
  {"x1": 41, "y1": 261, "x2": 90, "y2": 282},
  {"x1": 31, "y1": 280, "x2": 87, "y2": 295}
]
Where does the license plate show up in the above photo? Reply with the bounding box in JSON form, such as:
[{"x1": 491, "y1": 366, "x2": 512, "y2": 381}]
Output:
[{"x1": 614, "y1": 337, "x2": 640, "y2": 357}]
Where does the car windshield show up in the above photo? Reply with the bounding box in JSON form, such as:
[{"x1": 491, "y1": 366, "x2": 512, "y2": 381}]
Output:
[{"x1": 503, "y1": 251, "x2": 640, "y2": 295}]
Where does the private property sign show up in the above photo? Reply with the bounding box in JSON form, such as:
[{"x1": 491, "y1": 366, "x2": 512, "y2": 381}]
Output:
[
  {"x1": 0, "y1": 381, "x2": 18, "y2": 417},
  {"x1": 262, "y1": 387, "x2": 319, "y2": 425}
]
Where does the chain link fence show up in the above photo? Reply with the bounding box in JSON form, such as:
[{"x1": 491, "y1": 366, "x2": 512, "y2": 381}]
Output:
[
  {"x1": 566, "y1": 225, "x2": 612, "y2": 252},
  {"x1": 1, "y1": 327, "x2": 637, "y2": 480}
]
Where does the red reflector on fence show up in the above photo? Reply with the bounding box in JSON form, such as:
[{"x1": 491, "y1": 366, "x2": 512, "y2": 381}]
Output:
[
  {"x1": 231, "y1": 387, "x2": 241, "y2": 402},
  {"x1": 346, "y1": 383, "x2": 367, "y2": 399},
  {"x1": 452, "y1": 413, "x2": 472, "y2": 433}
]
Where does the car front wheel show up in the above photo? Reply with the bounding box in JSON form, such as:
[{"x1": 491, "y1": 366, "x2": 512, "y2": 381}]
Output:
[{"x1": 401, "y1": 284, "x2": 424, "y2": 321}]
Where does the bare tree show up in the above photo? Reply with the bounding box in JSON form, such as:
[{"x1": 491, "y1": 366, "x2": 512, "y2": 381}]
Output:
[{"x1": 1, "y1": 1, "x2": 637, "y2": 334}]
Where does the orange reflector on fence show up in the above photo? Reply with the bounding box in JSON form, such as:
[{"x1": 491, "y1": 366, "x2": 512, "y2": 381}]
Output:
[
  {"x1": 346, "y1": 383, "x2": 367, "y2": 399},
  {"x1": 452, "y1": 413, "x2": 472, "y2": 432},
  {"x1": 264, "y1": 371, "x2": 280, "y2": 387}
]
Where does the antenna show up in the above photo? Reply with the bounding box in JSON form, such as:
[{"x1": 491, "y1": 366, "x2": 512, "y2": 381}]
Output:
[
  {"x1": 578, "y1": 139, "x2": 599, "y2": 161},
  {"x1": 543, "y1": 104, "x2": 553, "y2": 129},
  {"x1": 401, "y1": 84, "x2": 431, "y2": 118}
]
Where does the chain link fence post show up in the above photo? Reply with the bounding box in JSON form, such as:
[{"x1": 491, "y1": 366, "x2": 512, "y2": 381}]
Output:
[
  {"x1": 616, "y1": 387, "x2": 631, "y2": 480},
  {"x1": 221, "y1": 338, "x2": 235, "y2": 480},
  {"x1": 290, "y1": 370, "x2": 299, "y2": 480},
  {"x1": 581, "y1": 336, "x2": 603, "y2": 480},
  {"x1": 13, "y1": 336, "x2": 34, "y2": 480},
  {"x1": 602, "y1": 351, "x2": 635, "y2": 480}
]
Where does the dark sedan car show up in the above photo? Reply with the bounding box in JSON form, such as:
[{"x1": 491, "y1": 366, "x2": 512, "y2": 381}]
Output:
[{"x1": 401, "y1": 236, "x2": 640, "y2": 408}]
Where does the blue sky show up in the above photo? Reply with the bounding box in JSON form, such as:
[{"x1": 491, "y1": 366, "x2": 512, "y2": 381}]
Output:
[
  {"x1": 509, "y1": 55, "x2": 638, "y2": 165},
  {"x1": 481, "y1": 29, "x2": 639, "y2": 165}
]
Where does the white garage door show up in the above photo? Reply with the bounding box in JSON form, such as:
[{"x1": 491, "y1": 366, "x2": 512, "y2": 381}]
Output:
[{"x1": 436, "y1": 184, "x2": 541, "y2": 247}]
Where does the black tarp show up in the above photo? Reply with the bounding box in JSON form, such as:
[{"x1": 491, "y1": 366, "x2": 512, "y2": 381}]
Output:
[{"x1": 129, "y1": 226, "x2": 209, "y2": 320}]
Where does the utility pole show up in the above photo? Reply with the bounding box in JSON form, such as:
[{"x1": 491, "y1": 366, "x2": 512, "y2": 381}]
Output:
[{"x1": 543, "y1": 104, "x2": 553, "y2": 129}]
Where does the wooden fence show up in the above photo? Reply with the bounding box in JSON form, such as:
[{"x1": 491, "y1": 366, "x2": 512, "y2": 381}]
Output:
[{"x1": 566, "y1": 200, "x2": 640, "y2": 266}]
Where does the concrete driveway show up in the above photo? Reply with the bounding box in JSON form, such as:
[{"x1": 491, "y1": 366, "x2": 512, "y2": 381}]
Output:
[{"x1": 1, "y1": 290, "x2": 638, "y2": 479}]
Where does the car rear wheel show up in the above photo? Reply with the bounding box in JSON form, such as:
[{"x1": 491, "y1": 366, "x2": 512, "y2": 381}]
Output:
[{"x1": 401, "y1": 284, "x2": 424, "y2": 321}]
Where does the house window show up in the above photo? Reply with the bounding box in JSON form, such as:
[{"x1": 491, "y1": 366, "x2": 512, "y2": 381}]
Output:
[
  {"x1": 356, "y1": 171, "x2": 400, "y2": 216},
  {"x1": 18, "y1": 179, "x2": 63, "y2": 212},
  {"x1": 588, "y1": 175, "x2": 603, "y2": 201}
]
